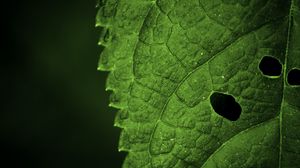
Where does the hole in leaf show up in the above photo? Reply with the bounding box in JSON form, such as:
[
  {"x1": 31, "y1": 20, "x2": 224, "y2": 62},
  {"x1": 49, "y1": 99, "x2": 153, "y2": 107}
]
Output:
[
  {"x1": 287, "y1": 68, "x2": 300, "y2": 86},
  {"x1": 210, "y1": 92, "x2": 241, "y2": 121},
  {"x1": 259, "y1": 56, "x2": 282, "y2": 77}
]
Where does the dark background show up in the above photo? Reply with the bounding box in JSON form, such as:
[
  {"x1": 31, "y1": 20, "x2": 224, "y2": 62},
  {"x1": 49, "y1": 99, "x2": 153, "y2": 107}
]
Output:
[{"x1": 2, "y1": 0, "x2": 125, "y2": 167}]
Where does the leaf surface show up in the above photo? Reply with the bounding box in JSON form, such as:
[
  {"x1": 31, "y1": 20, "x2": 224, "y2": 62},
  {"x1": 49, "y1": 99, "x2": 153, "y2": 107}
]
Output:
[{"x1": 97, "y1": 0, "x2": 300, "y2": 167}]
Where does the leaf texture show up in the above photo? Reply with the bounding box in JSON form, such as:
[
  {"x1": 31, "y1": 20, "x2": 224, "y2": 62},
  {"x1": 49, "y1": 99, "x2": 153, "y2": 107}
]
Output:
[{"x1": 96, "y1": 0, "x2": 300, "y2": 167}]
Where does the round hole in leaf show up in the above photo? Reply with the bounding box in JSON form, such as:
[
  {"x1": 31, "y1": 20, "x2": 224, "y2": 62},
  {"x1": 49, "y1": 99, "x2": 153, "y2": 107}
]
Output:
[
  {"x1": 287, "y1": 68, "x2": 300, "y2": 86},
  {"x1": 210, "y1": 92, "x2": 241, "y2": 121},
  {"x1": 259, "y1": 56, "x2": 282, "y2": 77}
]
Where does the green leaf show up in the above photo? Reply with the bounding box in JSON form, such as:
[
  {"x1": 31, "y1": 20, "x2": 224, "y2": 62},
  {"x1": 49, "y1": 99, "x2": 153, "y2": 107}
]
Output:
[{"x1": 96, "y1": 0, "x2": 300, "y2": 167}]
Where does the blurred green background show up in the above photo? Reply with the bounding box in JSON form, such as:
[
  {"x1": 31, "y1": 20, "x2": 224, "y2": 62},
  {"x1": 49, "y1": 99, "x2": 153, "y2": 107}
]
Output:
[{"x1": 2, "y1": 0, "x2": 125, "y2": 167}]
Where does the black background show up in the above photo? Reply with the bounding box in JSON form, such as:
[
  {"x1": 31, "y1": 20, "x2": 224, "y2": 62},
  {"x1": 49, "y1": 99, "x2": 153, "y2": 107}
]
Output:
[{"x1": 2, "y1": 0, "x2": 125, "y2": 167}]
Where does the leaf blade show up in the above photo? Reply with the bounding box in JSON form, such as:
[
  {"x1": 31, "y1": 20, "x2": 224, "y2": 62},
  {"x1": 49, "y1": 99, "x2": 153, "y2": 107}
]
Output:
[{"x1": 97, "y1": 0, "x2": 300, "y2": 167}]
